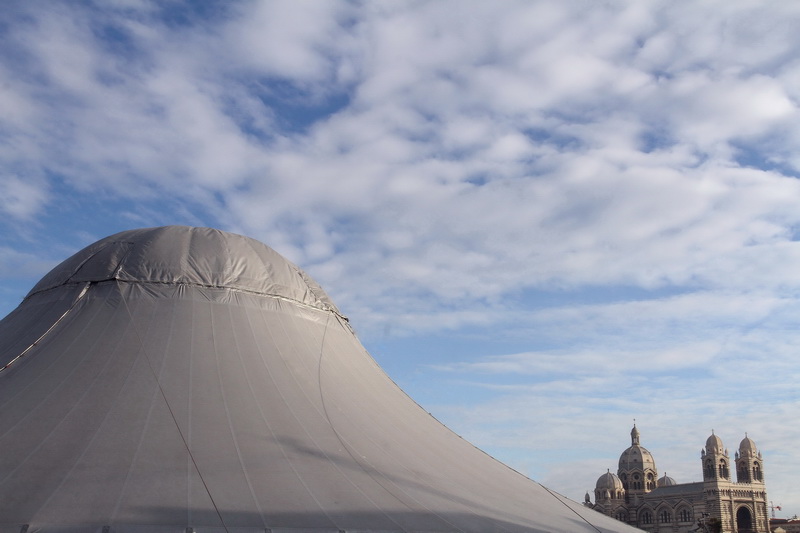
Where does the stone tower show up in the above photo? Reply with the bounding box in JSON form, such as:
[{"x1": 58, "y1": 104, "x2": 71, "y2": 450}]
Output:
[
  {"x1": 734, "y1": 436, "x2": 769, "y2": 532},
  {"x1": 702, "y1": 432, "x2": 769, "y2": 532},
  {"x1": 702, "y1": 431, "x2": 730, "y2": 483},
  {"x1": 736, "y1": 435, "x2": 764, "y2": 484}
]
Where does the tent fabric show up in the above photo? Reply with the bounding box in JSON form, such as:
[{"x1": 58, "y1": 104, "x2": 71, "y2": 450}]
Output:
[
  {"x1": 26, "y1": 226, "x2": 339, "y2": 316},
  {"x1": 0, "y1": 226, "x2": 640, "y2": 533}
]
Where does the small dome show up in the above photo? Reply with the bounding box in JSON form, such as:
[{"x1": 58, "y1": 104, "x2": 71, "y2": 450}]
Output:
[
  {"x1": 739, "y1": 436, "x2": 758, "y2": 456},
  {"x1": 596, "y1": 471, "x2": 623, "y2": 490},
  {"x1": 657, "y1": 473, "x2": 676, "y2": 487},
  {"x1": 706, "y1": 433, "x2": 725, "y2": 454}
]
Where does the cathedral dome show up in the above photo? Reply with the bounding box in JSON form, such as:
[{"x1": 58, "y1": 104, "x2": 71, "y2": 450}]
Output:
[
  {"x1": 618, "y1": 424, "x2": 656, "y2": 473},
  {"x1": 618, "y1": 444, "x2": 657, "y2": 472},
  {"x1": 657, "y1": 473, "x2": 676, "y2": 487},
  {"x1": 596, "y1": 471, "x2": 623, "y2": 490},
  {"x1": 706, "y1": 433, "x2": 725, "y2": 454}
]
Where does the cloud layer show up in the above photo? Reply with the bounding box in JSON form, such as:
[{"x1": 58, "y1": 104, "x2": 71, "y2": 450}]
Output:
[{"x1": 1, "y1": 0, "x2": 799, "y2": 516}]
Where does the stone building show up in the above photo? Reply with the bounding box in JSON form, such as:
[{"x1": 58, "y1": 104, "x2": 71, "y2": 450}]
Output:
[
  {"x1": 585, "y1": 425, "x2": 769, "y2": 532},
  {"x1": 770, "y1": 518, "x2": 800, "y2": 533}
]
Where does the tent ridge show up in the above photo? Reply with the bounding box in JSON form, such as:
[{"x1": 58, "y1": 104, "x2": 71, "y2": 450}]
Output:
[
  {"x1": 26, "y1": 277, "x2": 349, "y2": 323},
  {"x1": 1, "y1": 282, "x2": 91, "y2": 374}
]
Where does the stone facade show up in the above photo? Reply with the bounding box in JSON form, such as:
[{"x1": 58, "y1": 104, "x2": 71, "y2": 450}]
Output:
[{"x1": 585, "y1": 426, "x2": 769, "y2": 533}]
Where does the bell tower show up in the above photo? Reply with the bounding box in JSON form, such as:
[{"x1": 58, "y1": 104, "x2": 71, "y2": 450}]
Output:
[
  {"x1": 702, "y1": 431, "x2": 733, "y2": 532},
  {"x1": 701, "y1": 430, "x2": 730, "y2": 482},
  {"x1": 735, "y1": 434, "x2": 764, "y2": 484},
  {"x1": 733, "y1": 435, "x2": 770, "y2": 533}
]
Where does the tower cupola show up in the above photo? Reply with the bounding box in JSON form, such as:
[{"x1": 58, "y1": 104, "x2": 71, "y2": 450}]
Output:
[{"x1": 705, "y1": 431, "x2": 725, "y2": 455}]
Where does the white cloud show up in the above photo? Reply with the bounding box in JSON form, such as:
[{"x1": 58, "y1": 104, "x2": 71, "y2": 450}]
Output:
[
  {"x1": 2, "y1": 0, "x2": 800, "y2": 517},
  {"x1": 0, "y1": 175, "x2": 49, "y2": 220},
  {"x1": 223, "y1": 1, "x2": 356, "y2": 84}
]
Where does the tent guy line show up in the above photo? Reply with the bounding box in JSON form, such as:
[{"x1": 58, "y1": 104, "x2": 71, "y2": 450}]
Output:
[
  {"x1": 539, "y1": 482, "x2": 603, "y2": 533},
  {"x1": 314, "y1": 313, "x2": 423, "y2": 532},
  {"x1": 315, "y1": 311, "x2": 478, "y2": 533}
]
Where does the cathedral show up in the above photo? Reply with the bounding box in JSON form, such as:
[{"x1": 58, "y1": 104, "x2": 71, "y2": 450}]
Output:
[{"x1": 585, "y1": 425, "x2": 769, "y2": 532}]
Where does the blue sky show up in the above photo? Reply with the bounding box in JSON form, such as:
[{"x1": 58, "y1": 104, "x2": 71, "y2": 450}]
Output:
[{"x1": 2, "y1": 0, "x2": 799, "y2": 518}]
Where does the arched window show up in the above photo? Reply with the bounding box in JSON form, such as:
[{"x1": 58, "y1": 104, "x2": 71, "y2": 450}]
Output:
[
  {"x1": 640, "y1": 511, "x2": 652, "y2": 525},
  {"x1": 705, "y1": 460, "x2": 714, "y2": 478},
  {"x1": 659, "y1": 510, "x2": 671, "y2": 523},
  {"x1": 738, "y1": 464, "x2": 749, "y2": 482},
  {"x1": 616, "y1": 510, "x2": 627, "y2": 522},
  {"x1": 753, "y1": 462, "x2": 762, "y2": 481},
  {"x1": 679, "y1": 508, "x2": 692, "y2": 522},
  {"x1": 719, "y1": 460, "x2": 729, "y2": 479}
]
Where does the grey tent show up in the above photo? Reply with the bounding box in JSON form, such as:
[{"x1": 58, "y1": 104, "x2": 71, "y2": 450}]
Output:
[{"x1": 0, "y1": 226, "x2": 639, "y2": 533}]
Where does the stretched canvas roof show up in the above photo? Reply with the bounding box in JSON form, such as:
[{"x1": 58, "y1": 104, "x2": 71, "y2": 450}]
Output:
[{"x1": 0, "y1": 226, "x2": 640, "y2": 532}]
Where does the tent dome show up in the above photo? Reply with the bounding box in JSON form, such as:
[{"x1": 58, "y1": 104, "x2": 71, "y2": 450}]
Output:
[
  {"x1": 0, "y1": 226, "x2": 638, "y2": 533},
  {"x1": 27, "y1": 225, "x2": 340, "y2": 315}
]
